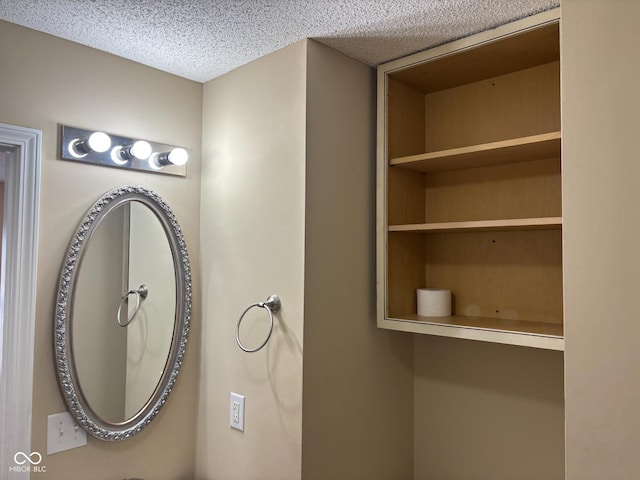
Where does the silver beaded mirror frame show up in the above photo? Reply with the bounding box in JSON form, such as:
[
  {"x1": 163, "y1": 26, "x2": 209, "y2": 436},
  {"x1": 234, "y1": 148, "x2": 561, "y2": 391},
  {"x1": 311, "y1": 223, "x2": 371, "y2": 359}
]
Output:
[{"x1": 54, "y1": 185, "x2": 191, "y2": 441}]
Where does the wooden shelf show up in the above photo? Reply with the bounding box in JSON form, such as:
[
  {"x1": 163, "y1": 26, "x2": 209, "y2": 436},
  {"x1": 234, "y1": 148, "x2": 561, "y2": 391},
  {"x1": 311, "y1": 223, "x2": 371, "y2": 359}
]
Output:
[
  {"x1": 389, "y1": 217, "x2": 562, "y2": 233},
  {"x1": 379, "y1": 314, "x2": 564, "y2": 350},
  {"x1": 390, "y1": 132, "x2": 561, "y2": 173},
  {"x1": 389, "y1": 22, "x2": 560, "y2": 94}
]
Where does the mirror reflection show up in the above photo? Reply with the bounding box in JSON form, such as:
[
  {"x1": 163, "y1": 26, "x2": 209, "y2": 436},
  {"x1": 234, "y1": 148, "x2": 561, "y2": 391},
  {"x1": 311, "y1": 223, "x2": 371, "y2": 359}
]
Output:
[{"x1": 72, "y1": 200, "x2": 176, "y2": 423}]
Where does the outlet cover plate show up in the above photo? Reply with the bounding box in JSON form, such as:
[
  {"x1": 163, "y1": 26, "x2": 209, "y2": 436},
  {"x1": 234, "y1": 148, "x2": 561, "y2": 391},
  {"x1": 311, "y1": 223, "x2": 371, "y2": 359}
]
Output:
[{"x1": 230, "y1": 392, "x2": 245, "y2": 431}]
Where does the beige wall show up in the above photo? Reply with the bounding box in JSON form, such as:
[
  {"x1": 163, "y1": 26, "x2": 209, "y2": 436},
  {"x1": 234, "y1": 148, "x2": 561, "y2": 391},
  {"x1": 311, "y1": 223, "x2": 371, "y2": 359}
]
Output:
[
  {"x1": 126, "y1": 201, "x2": 177, "y2": 418},
  {"x1": 413, "y1": 336, "x2": 564, "y2": 479},
  {"x1": 562, "y1": 1, "x2": 640, "y2": 478},
  {"x1": 301, "y1": 40, "x2": 413, "y2": 480},
  {"x1": 0, "y1": 20, "x2": 202, "y2": 480},
  {"x1": 197, "y1": 39, "x2": 415, "y2": 479},
  {"x1": 197, "y1": 40, "x2": 307, "y2": 480},
  {"x1": 73, "y1": 206, "x2": 127, "y2": 422}
]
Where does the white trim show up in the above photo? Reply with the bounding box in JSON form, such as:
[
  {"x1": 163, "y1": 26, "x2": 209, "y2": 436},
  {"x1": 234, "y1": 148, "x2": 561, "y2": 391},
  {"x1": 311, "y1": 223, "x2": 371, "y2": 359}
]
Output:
[{"x1": 0, "y1": 123, "x2": 41, "y2": 478}]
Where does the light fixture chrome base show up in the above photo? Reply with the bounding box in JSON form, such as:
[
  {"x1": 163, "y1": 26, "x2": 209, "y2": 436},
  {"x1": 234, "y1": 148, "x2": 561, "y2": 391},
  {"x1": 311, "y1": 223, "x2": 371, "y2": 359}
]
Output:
[{"x1": 59, "y1": 125, "x2": 187, "y2": 177}]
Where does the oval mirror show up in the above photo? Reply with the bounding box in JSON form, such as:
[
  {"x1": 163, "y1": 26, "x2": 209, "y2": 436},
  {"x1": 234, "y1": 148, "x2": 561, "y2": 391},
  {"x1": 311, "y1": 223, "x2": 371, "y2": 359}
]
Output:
[{"x1": 54, "y1": 186, "x2": 191, "y2": 440}]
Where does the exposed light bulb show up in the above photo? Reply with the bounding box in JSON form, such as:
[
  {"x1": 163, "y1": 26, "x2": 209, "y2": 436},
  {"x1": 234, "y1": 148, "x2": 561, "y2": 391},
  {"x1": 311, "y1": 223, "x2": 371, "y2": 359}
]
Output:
[
  {"x1": 130, "y1": 140, "x2": 152, "y2": 160},
  {"x1": 152, "y1": 148, "x2": 189, "y2": 168},
  {"x1": 86, "y1": 132, "x2": 111, "y2": 153},
  {"x1": 69, "y1": 131, "x2": 111, "y2": 157},
  {"x1": 164, "y1": 148, "x2": 188, "y2": 166},
  {"x1": 111, "y1": 140, "x2": 152, "y2": 165}
]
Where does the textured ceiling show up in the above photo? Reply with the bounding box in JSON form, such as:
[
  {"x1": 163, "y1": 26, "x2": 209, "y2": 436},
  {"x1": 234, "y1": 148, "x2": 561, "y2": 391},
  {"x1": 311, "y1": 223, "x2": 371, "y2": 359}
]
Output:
[{"x1": 0, "y1": 0, "x2": 559, "y2": 83}]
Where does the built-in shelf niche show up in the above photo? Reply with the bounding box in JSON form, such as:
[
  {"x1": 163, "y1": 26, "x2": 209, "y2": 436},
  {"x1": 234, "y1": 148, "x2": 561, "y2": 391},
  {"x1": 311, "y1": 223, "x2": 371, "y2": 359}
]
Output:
[{"x1": 378, "y1": 17, "x2": 563, "y2": 350}]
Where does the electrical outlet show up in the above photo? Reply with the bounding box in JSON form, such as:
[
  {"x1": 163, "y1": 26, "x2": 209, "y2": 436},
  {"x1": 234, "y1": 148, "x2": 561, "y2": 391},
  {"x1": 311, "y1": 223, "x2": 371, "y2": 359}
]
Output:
[
  {"x1": 47, "y1": 412, "x2": 87, "y2": 455},
  {"x1": 230, "y1": 393, "x2": 245, "y2": 431}
]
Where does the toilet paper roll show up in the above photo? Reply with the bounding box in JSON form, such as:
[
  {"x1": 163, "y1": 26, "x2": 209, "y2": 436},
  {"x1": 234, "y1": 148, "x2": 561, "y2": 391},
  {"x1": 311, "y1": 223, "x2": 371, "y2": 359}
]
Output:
[{"x1": 417, "y1": 288, "x2": 451, "y2": 317}]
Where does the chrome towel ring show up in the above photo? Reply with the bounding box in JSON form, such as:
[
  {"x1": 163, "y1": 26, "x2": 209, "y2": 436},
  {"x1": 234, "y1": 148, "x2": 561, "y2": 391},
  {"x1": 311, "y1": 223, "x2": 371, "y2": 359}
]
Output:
[
  {"x1": 117, "y1": 284, "x2": 149, "y2": 327},
  {"x1": 235, "y1": 294, "x2": 281, "y2": 353}
]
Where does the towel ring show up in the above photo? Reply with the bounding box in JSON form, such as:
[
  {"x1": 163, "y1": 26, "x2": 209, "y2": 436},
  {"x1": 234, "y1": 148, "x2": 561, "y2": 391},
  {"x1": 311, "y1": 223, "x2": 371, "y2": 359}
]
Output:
[
  {"x1": 117, "y1": 284, "x2": 148, "y2": 327},
  {"x1": 235, "y1": 294, "x2": 281, "y2": 353}
]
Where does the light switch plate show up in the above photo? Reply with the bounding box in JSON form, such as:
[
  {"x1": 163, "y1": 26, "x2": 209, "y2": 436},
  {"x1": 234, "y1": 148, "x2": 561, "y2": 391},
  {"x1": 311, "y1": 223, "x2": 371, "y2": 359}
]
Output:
[{"x1": 47, "y1": 411, "x2": 87, "y2": 454}]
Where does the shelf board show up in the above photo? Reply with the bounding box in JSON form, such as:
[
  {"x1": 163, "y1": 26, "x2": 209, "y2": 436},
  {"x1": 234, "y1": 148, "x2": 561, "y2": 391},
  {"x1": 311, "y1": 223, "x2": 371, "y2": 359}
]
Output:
[
  {"x1": 388, "y1": 217, "x2": 562, "y2": 233},
  {"x1": 389, "y1": 132, "x2": 561, "y2": 173},
  {"x1": 379, "y1": 314, "x2": 564, "y2": 351},
  {"x1": 389, "y1": 22, "x2": 560, "y2": 94}
]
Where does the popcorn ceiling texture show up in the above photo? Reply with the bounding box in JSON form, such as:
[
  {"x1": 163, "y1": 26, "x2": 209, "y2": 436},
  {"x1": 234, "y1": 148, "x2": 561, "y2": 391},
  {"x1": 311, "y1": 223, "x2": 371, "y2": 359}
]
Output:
[{"x1": 0, "y1": 0, "x2": 559, "y2": 83}]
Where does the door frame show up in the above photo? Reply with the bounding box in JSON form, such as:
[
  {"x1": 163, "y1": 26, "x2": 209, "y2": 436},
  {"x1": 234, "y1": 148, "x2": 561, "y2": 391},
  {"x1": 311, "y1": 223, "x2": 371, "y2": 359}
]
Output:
[{"x1": 0, "y1": 123, "x2": 41, "y2": 476}]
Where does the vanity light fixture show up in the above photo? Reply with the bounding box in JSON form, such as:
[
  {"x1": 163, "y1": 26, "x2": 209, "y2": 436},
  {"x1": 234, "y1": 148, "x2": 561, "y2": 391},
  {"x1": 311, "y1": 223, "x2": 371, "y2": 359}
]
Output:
[{"x1": 59, "y1": 125, "x2": 188, "y2": 177}]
